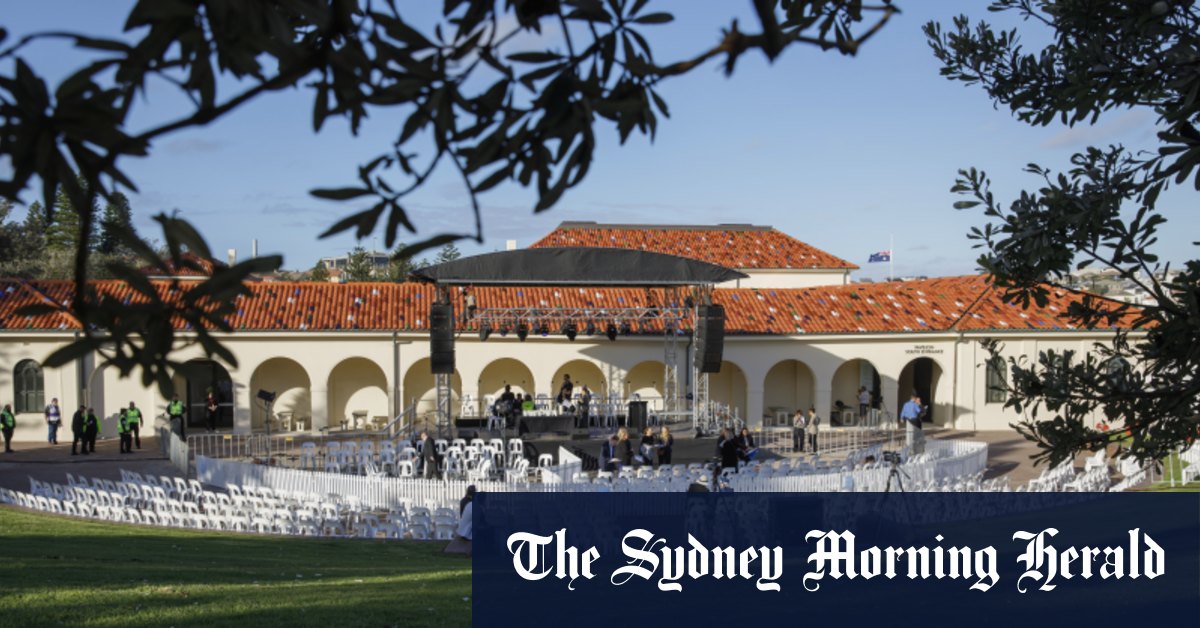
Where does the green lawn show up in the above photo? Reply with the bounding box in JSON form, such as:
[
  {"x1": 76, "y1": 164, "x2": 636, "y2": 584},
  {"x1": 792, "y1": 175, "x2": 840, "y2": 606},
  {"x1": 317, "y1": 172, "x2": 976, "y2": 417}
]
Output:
[
  {"x1": 0, "y1": 507, "x2": 471, "y2": 627},
  {"x1": 1139, "y1": 451, "x2": 1200, "y2": 492}
]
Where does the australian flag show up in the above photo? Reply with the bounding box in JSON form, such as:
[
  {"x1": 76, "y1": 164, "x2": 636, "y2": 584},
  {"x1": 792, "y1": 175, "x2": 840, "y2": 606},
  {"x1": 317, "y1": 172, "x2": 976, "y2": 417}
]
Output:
[{"x1": 868, "y1": 250, "x2": 891, "y2": 263}]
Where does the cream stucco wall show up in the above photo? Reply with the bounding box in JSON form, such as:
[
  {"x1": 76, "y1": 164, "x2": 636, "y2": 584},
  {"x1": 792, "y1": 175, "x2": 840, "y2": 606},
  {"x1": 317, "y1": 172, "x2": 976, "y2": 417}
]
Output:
[
  {"x1": 0, "y1": 328, "x2": 1120, "y2": 439},
  {"x1": 731, "y1": 269, "x2": 851, "y2": 289}
]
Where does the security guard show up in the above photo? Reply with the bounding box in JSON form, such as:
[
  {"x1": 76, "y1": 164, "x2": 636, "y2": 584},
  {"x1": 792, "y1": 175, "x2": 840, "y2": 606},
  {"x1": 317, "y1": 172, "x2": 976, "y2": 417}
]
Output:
[
  {"x1": 117, "y1": 409, "x2": 133, "y2": 454},
  {"x1": 167, "y1": 395, "x2": 187, "y2": 440},
  {"x1": 1, "y1": 403, "x2": 15, "y2": 453},
  {"x1": 83, "y1": 408, "x2": 99, "y2": 453},
  {"x1": 126, "y1": 402, "x2": 143, "y2": 449}
]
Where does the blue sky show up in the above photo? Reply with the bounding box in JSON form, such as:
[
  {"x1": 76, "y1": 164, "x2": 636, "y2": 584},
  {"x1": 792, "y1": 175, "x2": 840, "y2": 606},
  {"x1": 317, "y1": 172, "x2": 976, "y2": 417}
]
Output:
[{"x1": 2, "y1": 1, "x2": 1192, "y2": 280}]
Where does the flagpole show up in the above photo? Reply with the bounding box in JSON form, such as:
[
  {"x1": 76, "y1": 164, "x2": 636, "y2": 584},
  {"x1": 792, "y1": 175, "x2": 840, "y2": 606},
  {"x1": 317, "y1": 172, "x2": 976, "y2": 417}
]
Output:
[{"x1": 889, "y1": 234, "x2": 894, "y2": 282}]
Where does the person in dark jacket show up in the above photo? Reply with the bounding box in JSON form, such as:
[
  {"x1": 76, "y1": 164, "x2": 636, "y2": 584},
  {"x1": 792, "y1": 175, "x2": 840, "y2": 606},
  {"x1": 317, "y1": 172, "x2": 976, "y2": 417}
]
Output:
[
  {"x1": 617, "y1": 427, "x2": 634, "y2": 466},
  {"x1": 71, "y1": 406, "x2": 87, "y2": 456},
  {"x1": 718, "y1": 428, "x2": 740, "y2": 471},
  {"x1": 657, "y1": 426, "x2": 674, "y2": 465},
  {"x1": 83, "y1": 407, "x2": 99, "y2": 453},
  {"x1": 459, "y1": 485, "x2": 476, "y2": 516},
  {"x1": 737, "y1": 427, "x2": 759, "y2": 462},
  {"x1": 1, "y1": 404, "x2": 15, "y2": 453}
]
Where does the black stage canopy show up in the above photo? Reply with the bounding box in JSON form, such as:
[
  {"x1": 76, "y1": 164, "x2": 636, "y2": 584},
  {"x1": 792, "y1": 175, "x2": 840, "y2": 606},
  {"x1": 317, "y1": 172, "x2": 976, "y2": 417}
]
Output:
[{"x1": 410, "y1": 247, "x2": 747, "y2": 286}]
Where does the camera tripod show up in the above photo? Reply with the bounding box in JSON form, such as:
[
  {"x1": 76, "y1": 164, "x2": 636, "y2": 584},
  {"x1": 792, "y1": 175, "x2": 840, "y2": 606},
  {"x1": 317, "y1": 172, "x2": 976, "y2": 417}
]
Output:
[{"x1": 884, "y1": 459, "x2": 908, "y2": 493}]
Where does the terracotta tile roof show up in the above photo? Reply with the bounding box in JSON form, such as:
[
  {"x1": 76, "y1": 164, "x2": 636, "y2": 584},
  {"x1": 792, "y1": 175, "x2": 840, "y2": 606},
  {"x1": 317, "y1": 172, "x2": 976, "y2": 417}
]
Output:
[
  {"x1": 139, "y1": 252, "x2": 228, "y2": 279},
  {"x1": 0, "y1": 281, "x2": 81, "y2": 331},
  {"x1": 530, "y1": 222, "x2": 859, "y2": 270},
  {"x1": 0, "y1": 276, "x2": 1138, "y2": 335}
]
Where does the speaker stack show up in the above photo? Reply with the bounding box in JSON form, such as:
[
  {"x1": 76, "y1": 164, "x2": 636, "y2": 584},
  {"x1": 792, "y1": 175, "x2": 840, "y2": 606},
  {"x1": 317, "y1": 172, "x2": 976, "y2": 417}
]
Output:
[
  {"x1": 430, "y1": 303, "x2": 455, "y2": 374},
  {"x1": 694, "y1": 304, "x2": 725, "y2": 373}
]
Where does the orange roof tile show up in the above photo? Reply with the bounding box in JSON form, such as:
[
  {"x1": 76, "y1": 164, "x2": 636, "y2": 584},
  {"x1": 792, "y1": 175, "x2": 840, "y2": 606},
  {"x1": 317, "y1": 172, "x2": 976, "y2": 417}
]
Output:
[
  {"x1": 0, "y1": 276, "x2": 1139, "y2": 335},
  {"x1": 530, "y1": 222, "x2": 859, "y2": 270},
  {"x1": 139, "y1": 252, "x2": 227, "y2": 279}
]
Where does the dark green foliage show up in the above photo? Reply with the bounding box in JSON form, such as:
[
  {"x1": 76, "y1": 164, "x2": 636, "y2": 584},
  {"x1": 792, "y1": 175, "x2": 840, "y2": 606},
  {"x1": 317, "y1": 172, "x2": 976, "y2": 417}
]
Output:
[
  {"x1": 98, "y1": 191, "x2": 135, "y2": 255},
  {"x1": 927, "y1": 0, "x2": 1200, "y2": 466},
  {"x1": 309, "y1": 259, "x2": 330, "y2": 282},
  {"x1": 343, "y1": 246, "x2": 375, "y2": 282},
  {"x1": 433, "y1": 242, "x2": 462, "y2": 265}
]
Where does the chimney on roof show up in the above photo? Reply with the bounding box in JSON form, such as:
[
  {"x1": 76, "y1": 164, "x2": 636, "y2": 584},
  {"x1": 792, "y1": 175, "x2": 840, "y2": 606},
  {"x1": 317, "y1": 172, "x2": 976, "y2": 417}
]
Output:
[
  {"x1": 227, "y1": 249, "x2": 237, "y2": 266},
  {"x1": 252, "y1": 239, "x2": 258, "y2": 258},
  {"x1": 506, "y1": 239, "x2": 517, "y2": 251}
]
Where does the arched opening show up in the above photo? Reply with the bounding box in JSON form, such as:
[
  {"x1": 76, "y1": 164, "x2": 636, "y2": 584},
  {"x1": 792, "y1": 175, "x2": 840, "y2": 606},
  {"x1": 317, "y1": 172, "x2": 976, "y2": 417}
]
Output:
[
  {"x1": 898, "y1": 357, "x2": 943, "y2": 425},
  {"x1": 171, "y1": 359, "x2": 233, "y2": 430},
  {"x1": 763, "y1": 359, "x2": 816, "y2": 426},
  {"x1": 832, "y1": 358, "x2": 881, "y2": 420},
  {"x1": 625, "y1": 361, "x2": 665, "y2": 407},
  {"x1": 14, "y1": 359, "x2": 44, "y2": 414},
  {"x1": 329, "y1": 357, "x2": 389, "y2": 430},
  {"x1": 552, "y1": 360, "x2": 606, "y2": 401},
  {"x1": 477, "y1": 358, "x2": 536, "y2": 411},
  {"x1": 402, "y1": 357, "x2": 462, "y2": 422},
  {"x1": 708, "y1": 360, "x2": 748, "y2": 421},
  {"x1": 249, "y1": 358, "x2": 311, "y2": 431}
]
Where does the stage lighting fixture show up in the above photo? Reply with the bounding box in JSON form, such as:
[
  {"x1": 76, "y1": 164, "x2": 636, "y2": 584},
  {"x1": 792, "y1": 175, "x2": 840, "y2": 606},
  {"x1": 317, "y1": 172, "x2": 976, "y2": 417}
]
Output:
[
  {"x1": 539, "y1": 322, "x2": 550, "y2": 337},
  {"x1": 479, "y1": 323, "x2": 492, "y2": 342},
  {"x1": 585, "y1": 321, "x2": 596, "y2": 336},
  {"x1": 562, "y1": 322, "x2": 578, "y2": 341},
  {"x1": 517, "y1": 323, "x2": 528, "y2": 342},
  {"x1": 499, "y1": 325, "x2": 510, "y2": 337},
  {"x1": 606, "y1": 322, "x2": 618, "y2": 341}
]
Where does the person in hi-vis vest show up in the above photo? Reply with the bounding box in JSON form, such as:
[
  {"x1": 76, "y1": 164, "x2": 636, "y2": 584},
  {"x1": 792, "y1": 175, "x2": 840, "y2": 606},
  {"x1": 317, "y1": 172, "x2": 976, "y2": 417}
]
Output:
[
  {"x1": 167, "y1": 395, "x2": 187, "y2": 440},
  {"x1": 1, "y1": 404, "x2": 15, "y2": 453},
  {"x1": 125, "y1": 402, "x2": 143, "y2": 449},
  {"x1": 117, "y1": 410, "x2": 133, "y2": 454}
]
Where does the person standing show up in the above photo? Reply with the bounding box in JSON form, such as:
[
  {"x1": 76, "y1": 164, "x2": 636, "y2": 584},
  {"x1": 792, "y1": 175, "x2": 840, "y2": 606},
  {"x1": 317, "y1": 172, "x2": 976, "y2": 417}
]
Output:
[
  {"x1": 167, "y1": 394, "x2": 187, "y2": 440},
  {"x1": 656, "y1": 426, "x2": 673, "y2": 465},
  {"x1": 126, "y1": 402, "x2": 143, "y2": 449},
  {"x1": 117, "y1": 409, "x2": 133, "y2": 454},
  {"x1": 792, "y1": 408, "x2": 807, "y2": 453},
  {"x1": 71, "y1": 405, "x2": 87, "y2": 456},
  {"x1": 1, "y1": 404, "x2": 15, "y2": 453},
  {"x1": 205, "y1": 391, "x2": 218, "y2": 433},
  {"x1": 557, "y1": 374, "x2": 573, "y2": 406},
  {"x1": 807, "y1": 408, "x2": 822, "y2": 454},
  {"x1": 419, "y1": 431, "x2": 439, "y2": 479},
  {"x1": 857, "y1": 387, "x2": 871, "y2": 421},
  {"x1": 44, "y1": 398, "x2": 62, "y2": 445},
  {"x1": 718, "y1": 428, "x2": 740, "y2": 472},
  {"x1": 900, "y1": 393, "x2": 926, "y2": 455},
  {"x1": 83, "y1": 407, "x2": 99, "y2": 454}
]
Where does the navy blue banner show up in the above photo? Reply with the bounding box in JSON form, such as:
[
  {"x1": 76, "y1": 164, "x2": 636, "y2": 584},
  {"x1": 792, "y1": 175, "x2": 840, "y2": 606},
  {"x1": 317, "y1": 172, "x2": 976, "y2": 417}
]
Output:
[{"x1": 473, "y1": 493, "x2": 1199, "y2": 627}]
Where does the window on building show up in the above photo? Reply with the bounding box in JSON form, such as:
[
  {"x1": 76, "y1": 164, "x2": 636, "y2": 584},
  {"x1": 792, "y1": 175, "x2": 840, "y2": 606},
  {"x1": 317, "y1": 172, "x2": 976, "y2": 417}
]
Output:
[
  {"x1": 14, "y1": 359, "x2": 44, "y2": 414},
  {"x1": 985, "y1": 357, "x2": 1007, "y2": 404}
]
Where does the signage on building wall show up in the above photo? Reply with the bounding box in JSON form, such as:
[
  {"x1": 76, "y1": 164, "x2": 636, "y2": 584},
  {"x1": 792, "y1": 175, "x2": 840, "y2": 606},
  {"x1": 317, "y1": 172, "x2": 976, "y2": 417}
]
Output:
[{"x1": 905, "y1": 344, "x2": 944, "y2": 356}]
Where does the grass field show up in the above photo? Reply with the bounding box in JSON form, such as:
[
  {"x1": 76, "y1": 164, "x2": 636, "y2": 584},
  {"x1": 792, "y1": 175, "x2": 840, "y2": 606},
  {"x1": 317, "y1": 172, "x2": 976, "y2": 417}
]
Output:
[{"x1": 0, "y1": 507, "x2": 471, "y2": 627}]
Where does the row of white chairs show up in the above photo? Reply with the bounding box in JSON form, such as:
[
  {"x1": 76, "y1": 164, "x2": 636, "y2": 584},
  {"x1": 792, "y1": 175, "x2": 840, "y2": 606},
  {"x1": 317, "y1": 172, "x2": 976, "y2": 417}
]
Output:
[{"x1": 17, "y1": 471, "x2": 464, "y2": 541}]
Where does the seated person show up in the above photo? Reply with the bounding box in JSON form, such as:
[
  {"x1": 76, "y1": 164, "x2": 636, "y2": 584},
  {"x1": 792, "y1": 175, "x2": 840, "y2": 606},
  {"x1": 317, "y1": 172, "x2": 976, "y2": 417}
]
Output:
[
  {"x1": 520, "y1": 394, "x2": 535, "y2": 413},
  {"x1": 736, "y1": 427, "x2": 759, "y2": 462}
]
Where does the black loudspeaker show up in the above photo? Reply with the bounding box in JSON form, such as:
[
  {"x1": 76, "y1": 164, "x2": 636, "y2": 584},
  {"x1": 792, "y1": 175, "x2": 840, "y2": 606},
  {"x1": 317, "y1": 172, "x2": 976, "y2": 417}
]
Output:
[
  {"x1": 256, "y1": 390, "x2": 276, "y2": 403},
  {"x1": 430, "y1": 303, "x2": 455, "y2": 374},
  {"x1": 694, "y1": 304, "x2": 725, "y2": 373}
]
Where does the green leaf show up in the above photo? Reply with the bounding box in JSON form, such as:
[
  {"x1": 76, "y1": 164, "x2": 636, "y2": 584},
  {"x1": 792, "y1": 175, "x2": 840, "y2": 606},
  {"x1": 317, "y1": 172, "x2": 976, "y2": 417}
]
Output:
[
  {"x1": 310, "y1": 187, "x2": 374, "y2": 201},
  {"x1": 632, "y1": 12, "x2": 673, "y2": 24}
]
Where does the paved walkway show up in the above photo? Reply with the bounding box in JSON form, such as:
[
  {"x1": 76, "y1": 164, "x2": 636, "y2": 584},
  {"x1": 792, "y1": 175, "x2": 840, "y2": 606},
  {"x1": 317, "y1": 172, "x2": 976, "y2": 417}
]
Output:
[
  {"x1": 0, "y1": 429, "x2": 1066, "y2": 493},
  {"x1": 0, "y1": 435, "x2": 182, "y2": 492}
]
